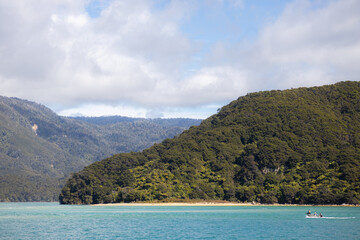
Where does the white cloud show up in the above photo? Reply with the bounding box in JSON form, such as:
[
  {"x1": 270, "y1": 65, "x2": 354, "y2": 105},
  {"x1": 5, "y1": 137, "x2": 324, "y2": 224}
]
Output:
[
  {"x1": 58, "y1": 102, "x2": 217, "y2": 119},
  {"x1": 250, "y1": 0, "x2": 360, "y2": 89},
  {"x1": 178, "y1": 66, "x2": 248, "y2": 105},
  {"x1": 58, "y1": 103, "x2": 148, "y2": 118},
  {"x1": 0, "y1": 0, "x2": 359, "y2": 119},
  {"x1": 0, "y1": 0, "x2": 193, "y2": 106}
]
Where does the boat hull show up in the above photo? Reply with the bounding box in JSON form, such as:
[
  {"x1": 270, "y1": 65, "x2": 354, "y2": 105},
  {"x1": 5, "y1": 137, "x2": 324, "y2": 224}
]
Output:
[{"x1": 306, "y1": 214, "x2": 323, "y2": 218}]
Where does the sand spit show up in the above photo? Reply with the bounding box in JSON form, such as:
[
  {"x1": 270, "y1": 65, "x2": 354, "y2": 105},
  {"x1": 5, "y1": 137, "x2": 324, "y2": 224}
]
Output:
[
  {"x1": 93, "y1": 202, "x2": 253, "y2": 207},
  {"x1": 92, "y1": 202, "x2": 359, "y2": 207}
]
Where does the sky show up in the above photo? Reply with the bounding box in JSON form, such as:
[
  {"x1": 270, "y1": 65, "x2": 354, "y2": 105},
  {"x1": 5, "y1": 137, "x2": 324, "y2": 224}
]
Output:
[{"x1": 0, "y1": 0, "x2": 359, "y2": 119}]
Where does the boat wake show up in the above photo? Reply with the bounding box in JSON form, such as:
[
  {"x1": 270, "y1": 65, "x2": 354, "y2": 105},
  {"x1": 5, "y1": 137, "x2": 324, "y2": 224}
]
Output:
[
  {"x1": 306, "y1": 216, "x2": 355, "y2": 219},
  {"x1": 322, "y1": 217, "x2": 356, "y2": 219}
]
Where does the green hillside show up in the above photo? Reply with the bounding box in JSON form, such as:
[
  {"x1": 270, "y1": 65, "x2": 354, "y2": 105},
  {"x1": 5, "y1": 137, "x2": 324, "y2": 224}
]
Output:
[
  {"x1": 60, "y1": 81, "x2": 360, "y2": 205},
  {"x1": 0, "y1": 97, "x2": 200, "y2": 201}
]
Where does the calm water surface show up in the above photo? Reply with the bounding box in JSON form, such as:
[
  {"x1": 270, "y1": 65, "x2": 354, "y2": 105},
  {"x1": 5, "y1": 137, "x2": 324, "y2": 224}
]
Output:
[{"x1": 0, "y1": 202, "x2": 359, "y2": 239}]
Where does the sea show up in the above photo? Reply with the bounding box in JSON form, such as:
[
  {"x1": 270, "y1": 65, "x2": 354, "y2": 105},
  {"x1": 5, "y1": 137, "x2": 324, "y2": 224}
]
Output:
[{"x1": 0, "y1": 203, "x2": 359, "y2": 239}]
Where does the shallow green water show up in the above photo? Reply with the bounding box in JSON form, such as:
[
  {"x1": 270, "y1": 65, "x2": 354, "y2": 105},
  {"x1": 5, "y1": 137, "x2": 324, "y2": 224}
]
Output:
[{"x1": 0, "y1": 203, "x2": 359, "y2": 239}]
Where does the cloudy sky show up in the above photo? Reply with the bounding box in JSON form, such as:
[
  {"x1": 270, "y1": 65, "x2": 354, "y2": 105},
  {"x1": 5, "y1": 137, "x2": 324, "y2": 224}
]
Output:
[{"x1": 0, "y1": 0, "x2": 359, "y2": 119}]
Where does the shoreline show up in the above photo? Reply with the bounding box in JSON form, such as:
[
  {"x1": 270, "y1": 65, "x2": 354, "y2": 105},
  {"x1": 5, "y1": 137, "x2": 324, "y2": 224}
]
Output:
[{"x1": 92, "y1": 202, "x2": 359, "y2": 207}]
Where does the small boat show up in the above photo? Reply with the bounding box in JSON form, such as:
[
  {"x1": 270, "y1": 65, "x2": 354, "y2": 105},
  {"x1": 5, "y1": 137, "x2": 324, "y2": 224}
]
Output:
[{"x1": 306, "y1": 213, "x2": 323, "y2": 218}]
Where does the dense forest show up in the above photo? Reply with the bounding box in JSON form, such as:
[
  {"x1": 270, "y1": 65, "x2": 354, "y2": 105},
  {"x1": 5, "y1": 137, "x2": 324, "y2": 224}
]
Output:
[
  {"x1": 0, "y1": 96, "x2": 200, "y2": 201},
  {"x1": 60, "y1": 81, "x2": 360, "y2": 205}
]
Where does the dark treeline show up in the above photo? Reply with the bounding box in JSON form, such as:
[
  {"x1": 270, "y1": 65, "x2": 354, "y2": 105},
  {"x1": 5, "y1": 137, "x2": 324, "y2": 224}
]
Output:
[{"x1": 60, "y1": 81, "x2": 360, "y2": 205}]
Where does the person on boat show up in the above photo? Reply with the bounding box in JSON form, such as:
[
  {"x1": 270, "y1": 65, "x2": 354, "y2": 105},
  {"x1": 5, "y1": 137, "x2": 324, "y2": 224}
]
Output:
[
  {"x1": 319, "y1": 213, "x2": 323, "y2": 218},
  {"x1": 306, "y1": 209, "x2": 311, "y2": 215}
]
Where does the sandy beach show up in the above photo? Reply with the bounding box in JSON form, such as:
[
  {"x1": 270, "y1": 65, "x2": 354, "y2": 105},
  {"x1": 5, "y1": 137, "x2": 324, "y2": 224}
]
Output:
[
  {"x1": 93, "y1": 202, "x2": 254, "y2": 207},
  {"x1": 92, "y1": 201, "x2": 359, "y2": 207}
]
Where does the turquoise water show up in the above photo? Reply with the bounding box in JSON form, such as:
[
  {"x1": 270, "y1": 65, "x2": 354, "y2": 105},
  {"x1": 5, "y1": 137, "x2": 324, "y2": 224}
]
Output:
[{"x1": 0, "y1": 203, "x2": 359, "y2": 239}]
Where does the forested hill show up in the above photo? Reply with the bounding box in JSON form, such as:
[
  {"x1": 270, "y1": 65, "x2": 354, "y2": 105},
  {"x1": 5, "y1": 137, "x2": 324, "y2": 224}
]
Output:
[
  {"x1": 0, "y1": 97, "x2": 201, "y2": 202},
  {"x1": 60, "y1": 81, "x2": 360, "y2": 205}
]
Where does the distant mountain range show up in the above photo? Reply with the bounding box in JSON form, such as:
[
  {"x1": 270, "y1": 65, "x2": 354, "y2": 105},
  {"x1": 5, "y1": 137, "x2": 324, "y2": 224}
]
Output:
[
  {"x1": 0, "y1": 97, "x2": 201, "y2": 201},
  {"x1": 60, "y1": 81, "x2": 360, "y2": 205}
]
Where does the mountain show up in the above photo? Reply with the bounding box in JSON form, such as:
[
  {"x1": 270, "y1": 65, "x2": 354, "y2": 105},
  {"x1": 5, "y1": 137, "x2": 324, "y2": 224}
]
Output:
[
  {"x1": 0, "y1": 97, "x2": 201, "y2": 201},
  {"x1": 60, "y1": 81, "x2": 360, "y2": 205}
]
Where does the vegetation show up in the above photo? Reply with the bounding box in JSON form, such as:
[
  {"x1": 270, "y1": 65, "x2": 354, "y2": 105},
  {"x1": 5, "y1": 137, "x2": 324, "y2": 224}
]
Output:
[
  {"x1": 0, "y1": 96, "x2": 200, "y2": 201},
  {"x1": 60, "y1": 81, "x2": 360, "y2": 205}
]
